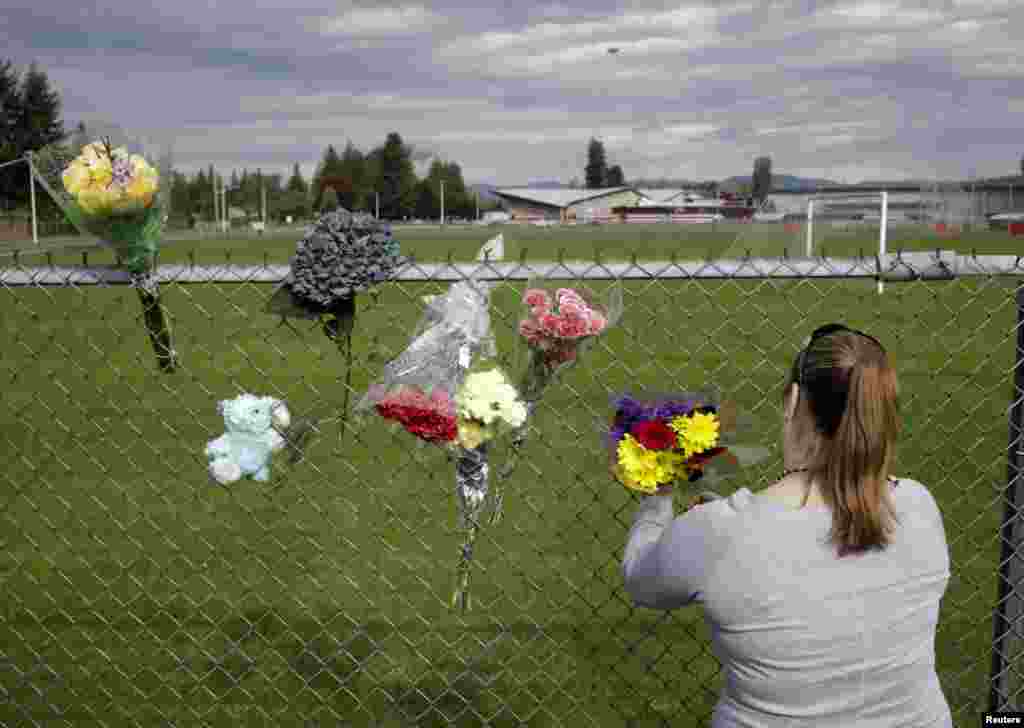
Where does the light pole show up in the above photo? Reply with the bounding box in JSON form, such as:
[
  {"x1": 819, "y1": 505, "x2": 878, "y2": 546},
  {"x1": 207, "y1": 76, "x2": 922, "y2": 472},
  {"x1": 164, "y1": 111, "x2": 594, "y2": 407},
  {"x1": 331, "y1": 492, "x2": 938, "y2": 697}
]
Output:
[
  {"x1": 440, "y1": 180, "x2": 445, "y2": 225},
  {"x1": 375, "y1": 191, "x2": 380, "y2": 220}
]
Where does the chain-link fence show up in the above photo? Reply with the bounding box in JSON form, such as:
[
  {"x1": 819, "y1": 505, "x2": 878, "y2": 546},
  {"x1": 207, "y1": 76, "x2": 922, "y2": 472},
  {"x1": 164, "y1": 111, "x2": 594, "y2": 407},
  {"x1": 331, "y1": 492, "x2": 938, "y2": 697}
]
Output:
[{"x1": 1, "y1": 248, "x2": 1022, "y2": 726}]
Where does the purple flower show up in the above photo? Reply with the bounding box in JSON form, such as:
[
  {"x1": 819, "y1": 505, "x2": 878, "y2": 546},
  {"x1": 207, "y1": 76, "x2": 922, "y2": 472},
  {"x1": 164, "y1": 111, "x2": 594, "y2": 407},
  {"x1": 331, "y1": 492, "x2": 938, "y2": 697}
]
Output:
[
  {"x1": 608, "y1": 426, "x2": 628, "y2": 448},
  {"x1": 614, "y1": 396, "x2": 643, "y2": 420},
  {"x1": 653, "y1": 400, "x2": 695, "y2": 420},
  {"x1": 111, "y1": 156, "x2": 133, "y2": 187}
]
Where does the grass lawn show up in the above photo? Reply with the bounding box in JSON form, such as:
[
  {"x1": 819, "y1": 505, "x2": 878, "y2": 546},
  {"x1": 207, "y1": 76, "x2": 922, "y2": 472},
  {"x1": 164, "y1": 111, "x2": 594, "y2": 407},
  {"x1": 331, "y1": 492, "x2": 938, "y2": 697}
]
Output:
[{"x1": 0, "y1": 223, "x2": 1020, "y2": 726}]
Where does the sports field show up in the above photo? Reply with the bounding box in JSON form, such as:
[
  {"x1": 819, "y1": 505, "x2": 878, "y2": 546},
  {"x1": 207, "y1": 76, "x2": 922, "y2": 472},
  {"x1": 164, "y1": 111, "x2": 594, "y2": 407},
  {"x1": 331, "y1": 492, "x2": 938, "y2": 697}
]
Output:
[{"x1": 0, "y1": 222, "x2": 1020, "y2": 725}]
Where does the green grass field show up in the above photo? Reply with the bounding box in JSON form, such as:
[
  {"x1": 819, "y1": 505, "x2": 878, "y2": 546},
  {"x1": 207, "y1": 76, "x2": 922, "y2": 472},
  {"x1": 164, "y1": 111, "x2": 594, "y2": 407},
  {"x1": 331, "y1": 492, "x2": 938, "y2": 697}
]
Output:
[{"x1": 0, "y1": 223, "x2": 1021, "y2": 726}]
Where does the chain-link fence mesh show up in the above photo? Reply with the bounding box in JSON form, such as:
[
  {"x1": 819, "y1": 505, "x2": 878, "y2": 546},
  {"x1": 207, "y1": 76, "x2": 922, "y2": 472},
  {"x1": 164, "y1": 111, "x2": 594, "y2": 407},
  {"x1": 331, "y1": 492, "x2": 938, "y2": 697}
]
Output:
[{"x1": 1, "y1": 248, "x2": 1022, "y2": 726}]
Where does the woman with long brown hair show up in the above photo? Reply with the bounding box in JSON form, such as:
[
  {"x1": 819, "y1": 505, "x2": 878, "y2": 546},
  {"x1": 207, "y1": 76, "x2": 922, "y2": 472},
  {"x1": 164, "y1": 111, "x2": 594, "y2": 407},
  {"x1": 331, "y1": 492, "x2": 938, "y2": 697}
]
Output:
[{"x1": 622, "y1": 324, "x2": 952, "y2": 726}]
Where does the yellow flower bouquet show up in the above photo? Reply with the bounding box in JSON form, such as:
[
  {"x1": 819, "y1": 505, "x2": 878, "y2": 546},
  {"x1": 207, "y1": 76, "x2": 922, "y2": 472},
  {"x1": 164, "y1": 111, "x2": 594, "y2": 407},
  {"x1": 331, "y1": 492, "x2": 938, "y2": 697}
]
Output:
[{"x1": 31, "y1": 130, "x2": 176, "y2": 372}]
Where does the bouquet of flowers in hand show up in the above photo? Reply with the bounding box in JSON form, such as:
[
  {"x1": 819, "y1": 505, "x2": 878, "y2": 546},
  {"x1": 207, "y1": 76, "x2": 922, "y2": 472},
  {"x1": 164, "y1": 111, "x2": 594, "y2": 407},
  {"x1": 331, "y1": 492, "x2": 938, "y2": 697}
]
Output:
[
  {"x1": 356, "y1": 236, "x2": 517, "y2": 611},
  {"x1": 606, "y1": 390, "x2": 770, "y2": 499},
  {"x1": 32, "y1": 127, "x2": 176, "y2": 372},
  {"x1": 487, "y1": 281, "x2": 624, "y2": 523},
  {"x1": 265, "y1": 207, "x2": 403, "y2": 459}
]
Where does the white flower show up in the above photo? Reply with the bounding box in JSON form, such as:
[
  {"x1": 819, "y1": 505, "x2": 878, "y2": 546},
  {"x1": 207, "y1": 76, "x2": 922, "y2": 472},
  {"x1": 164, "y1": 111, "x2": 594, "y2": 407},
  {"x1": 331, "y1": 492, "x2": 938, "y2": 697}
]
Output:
[
  {"x1": 502, "y1": 400, "x2": 528, "y2": 428},
  {"x1": 210, "y1": 460, "x2": 242, "y2": 485},
  {"x1": 456, "y1": 369, "x2": 525, "y2": 427}
]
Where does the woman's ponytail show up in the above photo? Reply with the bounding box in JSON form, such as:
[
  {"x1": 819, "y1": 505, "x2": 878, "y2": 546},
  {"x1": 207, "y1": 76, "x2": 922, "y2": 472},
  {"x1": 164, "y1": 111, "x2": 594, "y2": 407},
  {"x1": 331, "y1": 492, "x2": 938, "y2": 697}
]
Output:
[{"x1": 803, "y1": 333, "x2": 902, "y2": 557}]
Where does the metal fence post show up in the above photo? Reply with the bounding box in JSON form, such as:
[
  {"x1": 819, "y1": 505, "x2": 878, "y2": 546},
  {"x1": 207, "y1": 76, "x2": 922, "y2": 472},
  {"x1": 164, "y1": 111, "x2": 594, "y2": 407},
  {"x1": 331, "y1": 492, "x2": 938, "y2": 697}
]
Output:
[{"x1": 991, "y1": 282, "x2": 1024, "y2": 711}]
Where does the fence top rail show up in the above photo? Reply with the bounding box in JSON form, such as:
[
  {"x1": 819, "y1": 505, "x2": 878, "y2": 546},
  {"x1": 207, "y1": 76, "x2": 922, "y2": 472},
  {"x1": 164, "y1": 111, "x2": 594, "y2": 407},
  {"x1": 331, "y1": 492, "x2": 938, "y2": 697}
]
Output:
[{"x1": 0, "y1": 251, "x2": 1021, "y2": 285}]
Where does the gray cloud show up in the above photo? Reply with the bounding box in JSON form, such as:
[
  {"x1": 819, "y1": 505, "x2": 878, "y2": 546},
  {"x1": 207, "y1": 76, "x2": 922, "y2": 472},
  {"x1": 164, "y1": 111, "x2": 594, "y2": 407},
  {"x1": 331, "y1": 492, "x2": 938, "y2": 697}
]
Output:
[{"x1": 2, "y1": 0, "x2": 1022, "y2": 185}]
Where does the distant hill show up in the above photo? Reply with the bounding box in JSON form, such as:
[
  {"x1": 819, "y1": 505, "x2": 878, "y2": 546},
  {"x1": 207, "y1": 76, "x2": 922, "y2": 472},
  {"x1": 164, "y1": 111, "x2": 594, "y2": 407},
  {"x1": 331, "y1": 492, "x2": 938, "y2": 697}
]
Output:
[
  {"x1": 526, "y1": 179, "x2": 569, "y2": 189},
  {"x1": 721, "y1": 174, "x2": 842, "y2": 191}
]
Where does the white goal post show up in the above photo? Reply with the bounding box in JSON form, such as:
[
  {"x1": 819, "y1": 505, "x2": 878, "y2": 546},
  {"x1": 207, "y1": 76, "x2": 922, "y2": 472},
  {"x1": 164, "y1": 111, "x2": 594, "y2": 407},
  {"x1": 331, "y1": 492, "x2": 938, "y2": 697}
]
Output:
[{"x1": 806, "y1": 191, "x2": 889, "y2": 293}]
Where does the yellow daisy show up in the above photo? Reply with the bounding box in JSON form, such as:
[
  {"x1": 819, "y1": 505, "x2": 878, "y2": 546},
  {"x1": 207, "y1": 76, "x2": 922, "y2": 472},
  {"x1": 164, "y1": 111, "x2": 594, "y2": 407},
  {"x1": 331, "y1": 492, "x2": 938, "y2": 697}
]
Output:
[
  {"x1": 669, "y1": 411, "x2": 720, "y2": 457},
  {"x1": 617, "y1": 435, "x2": 685, "y2": 491}
]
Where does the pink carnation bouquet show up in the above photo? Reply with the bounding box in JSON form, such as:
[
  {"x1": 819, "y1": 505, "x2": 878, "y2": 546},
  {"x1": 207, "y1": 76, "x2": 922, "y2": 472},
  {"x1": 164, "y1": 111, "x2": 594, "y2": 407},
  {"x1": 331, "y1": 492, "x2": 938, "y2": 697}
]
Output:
[{"x1": 488, "y1": 280, "x2": 623, "y2": 523}]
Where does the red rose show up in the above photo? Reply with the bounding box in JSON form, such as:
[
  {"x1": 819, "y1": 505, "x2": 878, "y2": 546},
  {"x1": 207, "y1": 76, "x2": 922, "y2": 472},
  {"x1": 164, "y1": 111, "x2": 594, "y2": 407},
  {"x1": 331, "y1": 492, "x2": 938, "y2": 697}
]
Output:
[{"x1": 631, "y1": 420, "x2": 677, "y2": 450}]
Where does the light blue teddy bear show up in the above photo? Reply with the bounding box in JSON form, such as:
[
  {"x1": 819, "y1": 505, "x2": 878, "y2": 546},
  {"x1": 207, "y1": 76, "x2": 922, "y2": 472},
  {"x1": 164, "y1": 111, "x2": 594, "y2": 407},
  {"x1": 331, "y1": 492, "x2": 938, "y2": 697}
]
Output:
[{"x1": 206, "y1": 393, "x2": 290, "y2": 484}]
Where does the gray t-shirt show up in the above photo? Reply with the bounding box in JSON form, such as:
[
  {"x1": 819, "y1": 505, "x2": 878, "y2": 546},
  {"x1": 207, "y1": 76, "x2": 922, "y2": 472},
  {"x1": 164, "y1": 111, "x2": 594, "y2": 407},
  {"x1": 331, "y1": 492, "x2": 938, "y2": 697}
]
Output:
[{"x1": 622, "y1": 478, "x2": 952, "y2": 727}]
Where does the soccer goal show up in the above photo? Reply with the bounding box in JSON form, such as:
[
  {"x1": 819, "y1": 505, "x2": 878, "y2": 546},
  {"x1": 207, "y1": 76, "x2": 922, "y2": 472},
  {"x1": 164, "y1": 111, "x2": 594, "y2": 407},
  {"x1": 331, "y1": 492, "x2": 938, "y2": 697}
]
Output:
[{"x1": 804, "y1": 191, "x2": 890, "y2": 293}]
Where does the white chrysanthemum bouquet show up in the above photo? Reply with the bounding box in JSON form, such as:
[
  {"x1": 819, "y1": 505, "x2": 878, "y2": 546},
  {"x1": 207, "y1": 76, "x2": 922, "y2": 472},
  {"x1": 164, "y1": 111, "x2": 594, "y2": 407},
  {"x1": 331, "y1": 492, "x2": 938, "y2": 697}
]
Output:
[{"x1": 453, "y1": 367, "x2": 528, "y2": 454}]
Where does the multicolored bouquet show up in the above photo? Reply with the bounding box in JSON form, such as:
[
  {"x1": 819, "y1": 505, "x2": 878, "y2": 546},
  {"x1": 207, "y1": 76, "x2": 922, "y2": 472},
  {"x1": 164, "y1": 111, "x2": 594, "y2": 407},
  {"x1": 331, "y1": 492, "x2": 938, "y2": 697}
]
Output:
[
  {"x1": 356, "y1": 236, "x2": 515, "y2": 611},
  {"x1": 371, "y1": 365, "x2": 527, "y2": 455},
  {"x1": 31, "y1": 127, "x2": 176, "y2": 372},
  {"x1": 265, "y1": 207, "x2": 402, "y2": 457},
  {"x1": 606, "y1": 390, "x2": 771, "y2": 498},
  {"x1": 488, "y1": 281, "x2": 624, "y2": 523}
]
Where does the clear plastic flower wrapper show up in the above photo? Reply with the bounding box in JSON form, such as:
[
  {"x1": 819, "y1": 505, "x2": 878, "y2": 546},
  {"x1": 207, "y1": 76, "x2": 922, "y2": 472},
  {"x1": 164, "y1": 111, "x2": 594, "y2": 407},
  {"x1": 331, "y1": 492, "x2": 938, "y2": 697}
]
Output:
[
  {"x1": 32, "y1": 123, "x2": 177, "y2": 372},
  {"x1": 602, "y1": 388, "x2": 771, "y2": 501},
  {"x1": 265, "y1": 207, "x2": 403, "y2": 456},
  {"x1": 355, "y1": 236, "x2": 516, "y2": 611},
  {"x1": 488, "y1": 279, "x2": 625, "y2": 523}
]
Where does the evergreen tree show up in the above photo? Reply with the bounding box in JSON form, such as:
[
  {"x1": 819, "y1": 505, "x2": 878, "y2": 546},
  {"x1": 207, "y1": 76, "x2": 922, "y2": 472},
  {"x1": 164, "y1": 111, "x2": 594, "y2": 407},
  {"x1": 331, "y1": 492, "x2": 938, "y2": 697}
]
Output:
[
  {"x1": 319, "y1": 185, "x2": 339, "y2": 212},
  {"x1": 279, "y1": 162, "x2": 310, "y2": 220},
  {"x1": 191, "y1": 168, "x2": 208, "y2": 221},
  {"x1": 169, "y1": 171, "x2": 192, "y2": 225},
  {"x1": 338, "y1": 141, "x2": 367, "y2": 211},
  {"x1": 312, "y1": 145, "x2": 344, "y2": 210},
  {"x1": 752, "y1": 156, "x2": 772, "y2": 203},
  {"x1": 373, "y1": 132, "x2": 417, "y2": 219},
  {"x1": 0, "y1": 59, "x2": 18, "y2": 153},
  {"x1": 414, "y1": 178, "x2": 438, "y2": 220},
  {"x1": 286, "y1": 162, "x2": 307, "y2": 194},
  {"x1": 585, "y1": 138, "x2": 607, "y2": 189},
  {"x1": 14, "y1": 62, "x2": 65, "y2": 152},
  {"x1": 0, "y1": 60, "x2": 66, "y2": 209},
  {"x1": 442, "y1": 161, "x2": 469, "y2": 218},
  {"x1": 0, "y1": 60, "x2": 21, "y2": 209},
  {"x1": 606, "y1": 164, "x2": 625, "y2": 187}
]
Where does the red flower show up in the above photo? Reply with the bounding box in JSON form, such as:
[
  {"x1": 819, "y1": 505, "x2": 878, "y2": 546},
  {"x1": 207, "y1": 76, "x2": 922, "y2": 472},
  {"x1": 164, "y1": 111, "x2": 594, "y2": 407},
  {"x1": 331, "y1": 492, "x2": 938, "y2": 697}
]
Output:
[
  {"x1": 376, "y1": 401, "x2": 458, "y2": 443},
  {"x1": 687, "y1": 446, "x2": 729, "y2": 466},
  {"x1": 631, "y1": 420, "x2": 677, "y2": 450}
]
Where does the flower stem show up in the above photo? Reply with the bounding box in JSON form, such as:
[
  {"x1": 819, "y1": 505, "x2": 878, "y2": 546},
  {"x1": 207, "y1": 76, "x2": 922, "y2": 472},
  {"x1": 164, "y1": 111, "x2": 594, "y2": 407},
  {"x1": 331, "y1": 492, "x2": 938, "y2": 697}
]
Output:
[
  {"x1": 337, "y1": 329, "x2": 352, "y2": 444},
  {"x1": 452, "y1": 443, "x2": 488, "y2": 612},
  {"x1": 451, "y1": 520, "x2": 478, "y2": 612},
  {"x1": 132, "y1": 272, "x2": 177, "y2": 373}
]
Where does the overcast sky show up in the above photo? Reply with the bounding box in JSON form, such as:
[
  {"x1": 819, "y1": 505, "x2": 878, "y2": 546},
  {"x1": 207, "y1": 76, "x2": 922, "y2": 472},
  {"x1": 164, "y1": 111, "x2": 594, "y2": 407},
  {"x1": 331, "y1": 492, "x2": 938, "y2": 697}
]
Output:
[{"x1": 4, "y1": 0, "x2": 1023, "y2": 186}]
